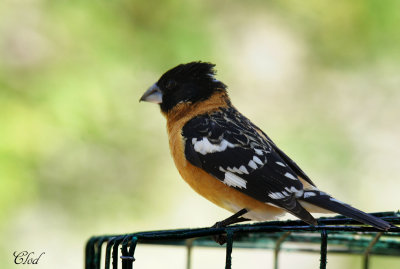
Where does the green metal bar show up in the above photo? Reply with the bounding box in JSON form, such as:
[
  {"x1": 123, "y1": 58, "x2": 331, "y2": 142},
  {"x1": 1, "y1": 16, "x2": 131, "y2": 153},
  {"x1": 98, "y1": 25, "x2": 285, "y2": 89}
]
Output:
[
  {"x1": 121, "y1": 236, "x2": 133, "y2": 269},
  {"x1": 120, "y1": 236, "x2": 137, "y2": 269},
  {"x1": 274, "y1": 232, "x2": 291, "y2": 269},
  {"x1": 225, "y1": 230, "x2": 234, "y2": 269},
  {"x1": 320, "y1": 230, "x2": 328, "y2": 269},
  {"x1": 105, "y1": 237, "x2": 117, "y2": 269},
  {"x1": 112, "y1": 236, "x2": 125, "y2": 269},
  {"x1": 85, "y1": 237, "x2": 97, "y2": 269},
  {"x1": 128, "y1": 236, "x2": 138, "y2": 258},
  {"x1": 363, "y1": 232, "x2": 383, "y2": 269}
]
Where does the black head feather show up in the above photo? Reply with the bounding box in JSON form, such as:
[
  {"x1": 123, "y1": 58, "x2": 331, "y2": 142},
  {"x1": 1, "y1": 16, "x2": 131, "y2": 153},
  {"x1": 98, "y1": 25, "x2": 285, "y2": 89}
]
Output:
[{"x1": 155, "y1": 61, "x2": 227, "y2": 112}]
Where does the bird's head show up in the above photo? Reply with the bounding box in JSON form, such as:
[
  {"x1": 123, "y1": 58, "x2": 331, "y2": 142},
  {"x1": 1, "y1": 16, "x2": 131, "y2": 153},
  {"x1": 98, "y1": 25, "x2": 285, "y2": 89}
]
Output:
[{"x1": 140, "y1": 61, "x2": 227, "y2": 113}]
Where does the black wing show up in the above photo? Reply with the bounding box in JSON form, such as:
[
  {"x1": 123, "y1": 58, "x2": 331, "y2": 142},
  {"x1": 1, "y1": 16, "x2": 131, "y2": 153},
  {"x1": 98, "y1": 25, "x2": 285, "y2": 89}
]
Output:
[{"x1": 182, "y1": 107, "x2": 316, "y2": 224}]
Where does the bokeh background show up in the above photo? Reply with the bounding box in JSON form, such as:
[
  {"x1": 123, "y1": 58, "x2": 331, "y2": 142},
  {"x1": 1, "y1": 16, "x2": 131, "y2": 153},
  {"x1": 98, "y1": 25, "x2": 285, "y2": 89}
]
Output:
[{"x1": 1, "y1": 0, "x2": 399, "y2": 268}]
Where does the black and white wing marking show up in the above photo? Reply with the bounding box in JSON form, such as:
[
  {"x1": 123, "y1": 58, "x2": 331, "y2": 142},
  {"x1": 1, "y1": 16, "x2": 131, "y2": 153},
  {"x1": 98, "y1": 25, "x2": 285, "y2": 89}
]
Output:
[{"x1": 182, "y1": 107, "x2": 316, "y2": 224}]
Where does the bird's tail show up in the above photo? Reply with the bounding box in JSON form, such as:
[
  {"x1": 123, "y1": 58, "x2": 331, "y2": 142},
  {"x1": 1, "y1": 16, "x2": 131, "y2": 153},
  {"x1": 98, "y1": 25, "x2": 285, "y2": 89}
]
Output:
[{"x1": 300, "y1": 193, "x2": 391, "y2": 230}]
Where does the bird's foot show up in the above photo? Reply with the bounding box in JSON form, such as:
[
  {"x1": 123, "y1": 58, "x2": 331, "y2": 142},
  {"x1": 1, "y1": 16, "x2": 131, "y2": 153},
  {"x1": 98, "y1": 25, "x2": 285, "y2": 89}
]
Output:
[
  {"x1": 211, "y1": 208, "x2": 249, "y2": 245},
  {"x1": 212, "y1": 221, "x2": 228, "y2": 245}
]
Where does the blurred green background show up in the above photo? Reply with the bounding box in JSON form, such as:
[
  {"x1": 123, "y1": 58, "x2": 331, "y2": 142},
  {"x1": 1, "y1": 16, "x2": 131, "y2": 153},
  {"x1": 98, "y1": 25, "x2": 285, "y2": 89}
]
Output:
[{"x1": 1, "y1": 0, "x2": 399, "y2": 268}]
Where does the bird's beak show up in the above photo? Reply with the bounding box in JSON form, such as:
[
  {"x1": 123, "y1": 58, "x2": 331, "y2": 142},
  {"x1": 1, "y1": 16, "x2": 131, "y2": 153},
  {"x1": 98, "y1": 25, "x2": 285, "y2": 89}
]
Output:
[{"x1": 139, "y1": 83, "x2": 163, "y2": 104}]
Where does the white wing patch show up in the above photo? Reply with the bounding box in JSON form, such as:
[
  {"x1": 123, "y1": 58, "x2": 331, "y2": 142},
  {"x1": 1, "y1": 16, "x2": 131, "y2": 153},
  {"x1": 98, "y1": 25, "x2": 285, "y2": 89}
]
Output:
[
  {"x1": 284, "y1": 172, "x2": 297, "y2": 180},
  {"x1": 192, "y1": 137, "x2": 234, "y2": 155},
  {"x1": 253, "y1": 156, "x2": 263, "y2": 165},
  {"x1": 276, "y1": 161, "x2": 285, "y2": 167},
  {"x1": 254, "y1": 148, "x2": 263, "y2": 155},
  {"x1": 239, "y1": 165, "x2": 249, "y2": 174},
  {"x1": 268, "y1": 186, "x2": 304, "y2": 200},
  {"x1": 222, "y1": 165, "x2": 249, "y2": 175},
  {"x1": 285, "y1": 186, "x2": 304, "y2": 198},
  {"x1": 248, "y1": 160, "x2": 258, "y2": 169},
  {"x1": 303, "y1": 191, "x2": 317, "y2": 198},
  {"x1": 223, "y1": 172, "x2": 247, "y2": 189},
  {"x1": 227, "y1": 166, "x2": 241, "y2": 174},
  {"x1": 268, "y1": 192, "x2": 286, "y2": 199}
]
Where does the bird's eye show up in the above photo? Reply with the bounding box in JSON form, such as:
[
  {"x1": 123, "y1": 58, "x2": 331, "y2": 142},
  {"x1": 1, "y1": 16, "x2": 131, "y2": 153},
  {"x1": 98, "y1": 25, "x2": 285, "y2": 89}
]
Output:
[{"x1": 166, "y1": 80, "x2": 177, "y2": 89}]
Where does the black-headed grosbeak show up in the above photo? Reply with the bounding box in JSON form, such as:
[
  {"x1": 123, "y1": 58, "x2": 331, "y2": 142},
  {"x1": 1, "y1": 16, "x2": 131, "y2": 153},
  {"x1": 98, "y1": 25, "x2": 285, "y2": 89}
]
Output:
[{"x1": 140, "y1": 61, "x2": 390, "y2": 234}]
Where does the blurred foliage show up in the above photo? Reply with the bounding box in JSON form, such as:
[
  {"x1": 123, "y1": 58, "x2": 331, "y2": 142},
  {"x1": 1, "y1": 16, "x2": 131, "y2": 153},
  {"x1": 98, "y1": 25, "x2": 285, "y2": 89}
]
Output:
[
  {"x1": 0, "y1": 0, "x2": 399, "y2": 268},
  {"x1": 273, "y1": 0, "x2": 400, "y2": 65},
  {"x1": 0, "y1": 0, "x2": 212, "y2": 222}
]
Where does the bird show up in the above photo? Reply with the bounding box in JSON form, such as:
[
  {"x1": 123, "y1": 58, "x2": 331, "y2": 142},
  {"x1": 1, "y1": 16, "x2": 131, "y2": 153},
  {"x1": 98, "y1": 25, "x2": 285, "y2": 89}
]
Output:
[{"x1": 140, "y1": 61, "x2": 391, "y2": 242}]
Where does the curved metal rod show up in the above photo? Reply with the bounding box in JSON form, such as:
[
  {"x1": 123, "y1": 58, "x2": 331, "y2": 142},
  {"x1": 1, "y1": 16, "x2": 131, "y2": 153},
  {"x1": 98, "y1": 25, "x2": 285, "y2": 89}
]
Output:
[
  {"x1": 363, "y1": 232, "x2": 383, "y2": 269},
  {"x1": 274, "y1": 232, "x2": 291, "y2": 269},
  {"x1": 111, "y1": 236, "x2": 125, "y2": 269},
  {"x1": 105, "y1": 237, "x2": 117, "y2": 269}
]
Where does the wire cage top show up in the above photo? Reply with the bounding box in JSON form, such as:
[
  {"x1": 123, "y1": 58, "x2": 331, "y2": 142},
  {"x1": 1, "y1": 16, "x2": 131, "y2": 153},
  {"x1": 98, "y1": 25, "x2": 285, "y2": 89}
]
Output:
[{"x1": 85, "y1": 211, "x2": 400, "y2": 269}]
